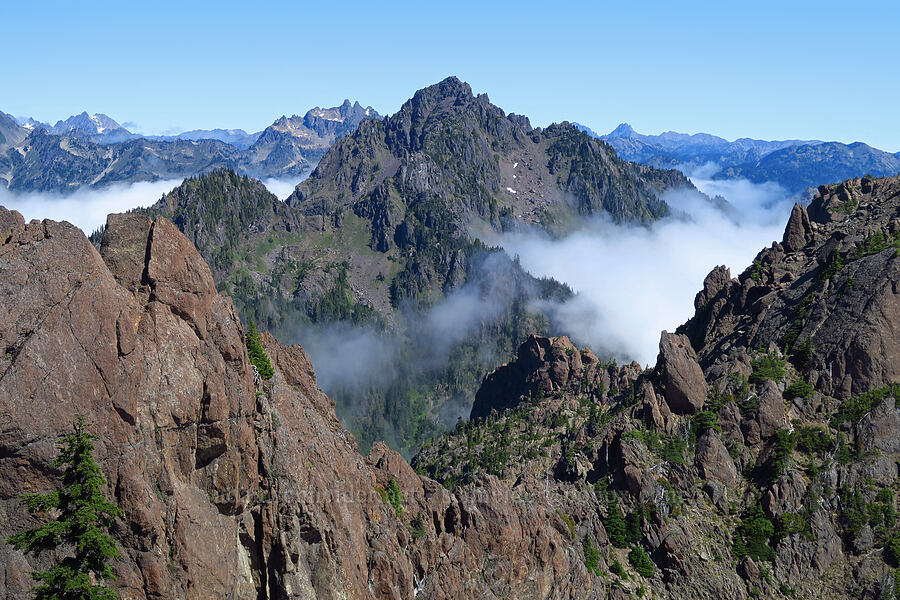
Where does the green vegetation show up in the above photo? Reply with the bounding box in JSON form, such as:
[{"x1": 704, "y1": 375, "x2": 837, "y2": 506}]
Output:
[
  {"x1": 887, "y1": 531, "x2": 900, "y2": 566},
  {"x1": 582, "y1": 537, "x2": 602, "y2": 575},
  {"x1": 733, "y1": 503, "x2": 775, "y2": 562},
  {"x1": 749, "y1": 351, "x2": 786, "y2": 384},
  {"x1": 788, "y1": 339, "x2": 815, "y2": 371},
  {"x1": 604, "y1": 493, "x2": 628, "y2": 548},
  {"x1": 628, "y1": 546, "x2": 655, "y2": 577},
  {"x1": 661, "y1": 437, "x2": 686, "y2": 464},
  {"x1": 852, "y1": 230, "x2": 900, "y2": 259},
  {"x1": 410, "y1": 514, "x2": 427, "y2": 539},
  {"x1": 757, "y1": 429, "x2": 795, "y2": 484},
  {"x1": 7, "y1": 418, "x2": 122, "y2": 600},
  {"x1": 558, "y1": 510, "x2": 576, "y2": 539},
  {"x1": 749, "y1": 259, "x2": 764, "y2": 282},
  {"x1": 245, "y1": 318, "x2": 274, "y2": 379},
  {"x1": 774, "y1": 512, "x2": 808, "y2": 539},
  {"x1": 839, "y1": 485, "x2": 868, "y2": 538},
  {"x1": 625, "y1": 504, "x2": 648, "y2": 545},
  {"x1": 821, "y1": 250, "x2": 844, "y2": 280},
  {"x1": 385, "y1": 478, "x2": 403, "y2": 517},
  {"x1": 312, "y1": 262, "x2": 378, "y2": 324},
  {"x1": 782, "y1": 293, "x2": 815, "y2": 353},
  {"x1": 831, "y1": 383, "x2": 900, "y2": 427},
  {"x1": 610, "y1": 557, "x2": 626, "y2": 578},
  {"x1": 793, "y1": 425, "x2": 832, "y2": 456},
  {"x1": 691, "y1": 410, "x2": 720, "y2": 438},
  {"x1": 784, "y1": 380, "x2": 814, "y2": 400}
]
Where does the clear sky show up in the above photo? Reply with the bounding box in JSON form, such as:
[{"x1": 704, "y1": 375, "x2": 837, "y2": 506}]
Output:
[{"x1": 4, "y1": 0, "x2": 899, "y2": 151}]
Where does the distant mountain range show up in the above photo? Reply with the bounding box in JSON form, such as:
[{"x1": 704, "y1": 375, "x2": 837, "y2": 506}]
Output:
[
  {"x1": 578, "y1": 122, "x2": 900, "y2": 194},
  {"x1": 0, "y1": 101, "x2": 381, "y2": 192}
]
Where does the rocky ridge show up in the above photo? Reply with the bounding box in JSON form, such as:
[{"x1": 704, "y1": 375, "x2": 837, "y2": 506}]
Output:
[
  {"x1": 588, "y1": 122, "x2": 900, "y2": 195},
  {"x1": 415, "y1": 174, "x2": 900, "y2": 599}
]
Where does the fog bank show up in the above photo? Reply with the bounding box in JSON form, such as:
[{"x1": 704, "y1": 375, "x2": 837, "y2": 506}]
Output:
[
  {"x1": 0, "y1": 180, "x2": 182, "y2": 233},
  {"x1": 493, "y1": 178, "x2": 796, "y2": 365}
]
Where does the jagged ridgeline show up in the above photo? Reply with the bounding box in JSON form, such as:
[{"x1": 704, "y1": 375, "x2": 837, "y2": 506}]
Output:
[
  {"x1": 412, "y1": 174, "x2": 900, "y2": 598},
  {"x1": 135, "y1": 77, "x2": 693, "y2": 454},
  {"x1": 0, "y1": 100, "x2": 382, "y2": 192}
]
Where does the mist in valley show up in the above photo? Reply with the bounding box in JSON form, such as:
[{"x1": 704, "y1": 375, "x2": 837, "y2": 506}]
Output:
[
  {"x1": 493, "y1": 174, "x2": 797, "y2": 365},
  {"x1": 0, "y1": 176, "x2": 309, "y2": 233},
  {"x1": 0, "y1": 179, "x2": 183, "y2": 234}
]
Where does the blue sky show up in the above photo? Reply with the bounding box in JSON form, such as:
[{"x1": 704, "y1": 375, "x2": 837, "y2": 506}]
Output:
[{"x1": 4, "y1": 0, "x2": 899, "y2": 150}]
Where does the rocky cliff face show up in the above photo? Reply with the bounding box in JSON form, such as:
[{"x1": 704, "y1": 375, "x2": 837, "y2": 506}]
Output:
[
  {"x1": 681, "y1": 174, "x2": 900, "y2": 398},
  {"x1": 0, "y1": 208, "x2": 598, "y2": 599}
]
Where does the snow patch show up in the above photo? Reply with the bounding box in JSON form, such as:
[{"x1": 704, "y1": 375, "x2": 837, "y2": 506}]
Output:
[{"x1": 506, "y1": 187, "x2": 517, "y2": 194}]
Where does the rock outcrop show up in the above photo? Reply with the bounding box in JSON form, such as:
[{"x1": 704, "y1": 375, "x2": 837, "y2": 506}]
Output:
[
  {"x1": 657, "y1": 332, "x2": 707, "y2": 414},
  {"x1": 681, "y1": 175, "x2": 900, "y2": 398}
]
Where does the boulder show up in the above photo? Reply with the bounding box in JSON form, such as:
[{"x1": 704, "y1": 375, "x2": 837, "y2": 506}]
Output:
[
  {"x1": 658, "y1": 332, "x2": 707, "y2": 414},
  {"x1": 695, "y1": 430, "x2": 740, "y2": 488}
]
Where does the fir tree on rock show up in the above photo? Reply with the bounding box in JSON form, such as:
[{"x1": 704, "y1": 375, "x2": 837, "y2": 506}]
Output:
[{"x1": 7, "y1": 417, "x2": 122, "y2": 600}]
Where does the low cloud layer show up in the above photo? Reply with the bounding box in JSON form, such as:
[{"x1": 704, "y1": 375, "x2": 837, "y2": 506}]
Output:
[
  {"x1": 0, "y1": 180, "x2": 182, "y2": 234},
  {"x1": 493, "y1": 177, "x2": 796, "y2": 366},
  {"x1": 261, "y1": 177, "x2": 305, "y2": 201}
]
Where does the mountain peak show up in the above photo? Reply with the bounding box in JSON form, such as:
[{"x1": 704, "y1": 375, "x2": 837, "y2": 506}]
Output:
[
  {"x1": 418, "y1": 76, "x2": 474, "y2": 102},
  {"x1": 608, "y1": 122, "x2": 636, "y2": 138}
]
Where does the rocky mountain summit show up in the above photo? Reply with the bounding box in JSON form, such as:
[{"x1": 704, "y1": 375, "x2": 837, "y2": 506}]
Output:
[
  {"x1": 49, "y1": 111, "x2": 134, "y2": 143},
  {"x1": 134, "y1": 78, "x2": 695, "y2": 454},
  {"x1": 290, "y1": 77, "x2": 687, "y2": 237},
  {"x1": 3, "y1": 174, "x2": 900, "y2": 599}
]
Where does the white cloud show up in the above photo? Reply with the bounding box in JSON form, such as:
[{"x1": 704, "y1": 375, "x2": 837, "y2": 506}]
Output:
[
  {"x1": 0, "y1": 179, "x2": 182, "y2": 234},
  {"x1": 261, "y1": 177, "x2": 304, "y2": 201},
  {"x1": 492, "y1": 178, "x2": 795, "y2": 365}
]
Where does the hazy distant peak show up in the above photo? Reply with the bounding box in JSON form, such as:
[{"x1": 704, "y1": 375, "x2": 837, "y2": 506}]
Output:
[
  {"x1": 607, "y1": 123, "x2": 636, "y2": 138},
  {"x1": 51, "y1": 111, "x2": 129, "y2": 136}
]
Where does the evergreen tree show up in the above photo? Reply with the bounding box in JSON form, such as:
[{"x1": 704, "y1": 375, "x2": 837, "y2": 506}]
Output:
[
  {"x1": 245, "y1": 318, "x2": 274, "y2": 380},
  {"x1": 603, "y1": 492, "x2": 628, "y2": 548},
  {"x1": 7, "y1": 417, "x2": 122, "y2": 600}
]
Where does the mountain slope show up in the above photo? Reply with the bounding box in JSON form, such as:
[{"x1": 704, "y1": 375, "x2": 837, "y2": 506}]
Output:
[
  {"x1": 593, "y1": 122, "x2": 819, "y2": 170},
  {"x1": 717, "y1": 142, "x2": 900, "y2": 194},
  {"x1": 135, "y1": 79, "x2": 695, "y2": 454},
  {"x1": 291, "y1": 78, "x2": 685, "y2": 236},
  {"x1": 0, "y1": 209, "x2": 592, "y2": 599},
  {"x1": 6, "y1": 128, "x2": 243, "y2": 192},
  {"x1": 50, "y1": 111, "x2": 134, "y2": 143},
  {"x1": 681, "y1": 174, "x2": 900, "y2": 397},
  {"x1": 136, "y1": 168, "x2": 569, "y2": 455}
]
